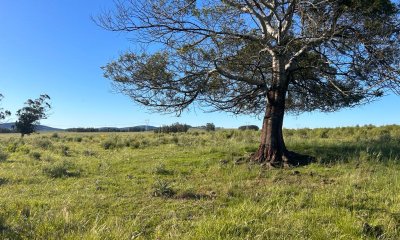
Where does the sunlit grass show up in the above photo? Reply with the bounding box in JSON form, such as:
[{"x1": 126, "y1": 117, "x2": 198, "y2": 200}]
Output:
[{"x1": 0, "y1": 125, "x2": 399, "y2": 239}]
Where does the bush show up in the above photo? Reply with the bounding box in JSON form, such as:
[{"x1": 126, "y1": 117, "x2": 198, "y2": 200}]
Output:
[
  {"x1": 238, "y1": 125, "x2": 259, "y2": 131},
  {"x1": 34, "y1": 139, "x2": 53, "y2": 150},
  {"x1": 319, "y1": 129, "x2": 329, "y2": 138},
  {"x1": 51, "y1": 133, "x2": 59, "y2": 138},
  {"x1": 101, "y1": 136, "x2": 134, "y2": 149},
  {"x1": 30, "y1": 151, "x2": 41, "y2": 160},
  {"x1": 205, "y1": 123, "x2": 216, "y2": 131},
  {"x1": 101, "y1": 138, "x2": 118, "y2": 150},
  {"x1": 172, "y1": 136, "x2": 179, "y2": 144},
  {"x1": 6, "y1": 142, "x2": 18, "y2": 153},
  {"x1": 0, "y1": 151, "x2": 8, "y2": 162},
  {"x1": 6, "y1": 139, "x2": 24, "y2": 153},
  {"x1": 152, "y1": 179, "x2": 175, "y2": 197},
  {"x1": 130, "y1": 141, "x2": 140, "y2": 149},
  {"x1": 82, "y1": 149, "x2": 96, "y2": 156},
  {"x1": 59, "y1": 145, "x2": 70, "y2": 156},
  {"x1": 43, "y1": 160, "x2": 80, "y2": 178}
]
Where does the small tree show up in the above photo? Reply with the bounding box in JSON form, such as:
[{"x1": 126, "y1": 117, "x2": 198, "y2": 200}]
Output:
[
  {"x1": 205, "y1": 123, "x2": 216, "y2": 132},
  {"x1": 15, "y1": 95, "x2": 51, "y2": 137},
  {"x1": 0, "y1": 94, "x2": 11, "y2": 122},
  {"x1": 155, "y1": 123, "x2": 191, "y2": 133},
  {"x1": 239, "y1": 125, "x2": 260, "y2": 131}
]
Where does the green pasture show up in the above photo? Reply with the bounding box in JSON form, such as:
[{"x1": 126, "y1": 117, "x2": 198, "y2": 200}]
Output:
[{"x1": 0, "y1": 125, "x2": 400, "y2": 239}]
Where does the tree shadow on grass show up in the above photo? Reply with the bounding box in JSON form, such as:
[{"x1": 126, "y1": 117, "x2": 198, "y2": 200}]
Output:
[{"x1": 289, "y1": 140, "x2": 400, "y2": 165}]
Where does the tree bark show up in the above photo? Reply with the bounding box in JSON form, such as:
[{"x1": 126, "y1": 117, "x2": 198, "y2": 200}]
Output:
[
  {"x1": 251, "y1": 58, "x2": 313, "y2": 167},
  {"x1": 251, "y1": 87, "x2": 288, "y2": 167},
  {"x1": 251, "y1": 87, "x2": 313, "y2": 167}
]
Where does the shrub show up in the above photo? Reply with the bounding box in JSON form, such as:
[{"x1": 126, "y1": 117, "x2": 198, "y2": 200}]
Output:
[
  {"x1": 34, "y1": 139, "x2": 53, "y2": 150},
  {"x1": 152, "y1": 179, "x2": 175, "y2": 197},
  {"x1": 0, "y1": 151, "x2": 8, "y2": 162},
  {"x1": 101, "y1": 138, "x2": 118, "y2": 150},
  {"x1": 130, "y1": 141, "x2": 140, "y2": 149},
  {"x1": 0, "y1": 177, "x2": 8, "y2": 185},
  {"x1": 192, "y1": 131, "x2": 200, "y2": 136},
  {"x1": 122, "y1": 138, "x2": 133, "y2": 147},
  {"x1": 378, "y1": 130, "x2": 391, "y2": 142},
  {"x1": 17, "y1": 145, "x2": 30, "y2": 154},
  {"x1": 43, "y1": 160, "x2": 80, "y2": 178},
  {"x1": 205, "y1": 123, "x2": 216, "y2": 131},
  {"x1": 82, "y1": 149, "x2": 96, "y2": 156},
  {"x1": 238, "y1": 125, "x2": 259, "y2": 131},
  {"x1": 153, "y1": 163, "x2": 173, "y2": 175},
  {"x1": 6, "y1": 142, "x2": 18, "y2": 153},
  {"x1": 30, "y1": 151, "x2": 41, "y2": 160},
  {"x1": 140, "y1": 138, "x2": 150, "y2": 147},
  {"x1": 51, "y1": 133, "x2": 59, "y2": 138},
  {"x1": 223, "y1": 130, "x2": 235, "y2": 139},
  {"x1": 172, "y1": 136, "x2": 179, "y2": 144},
  {"x1": 6, "y1": 139, "x2": 25, "y2": 153},
  {"x1": 59, "y1": 145, "x2": 70, "y2": 156},
  {"x1": 319, "y1": 129, "x2": 329, "y2": 138}
]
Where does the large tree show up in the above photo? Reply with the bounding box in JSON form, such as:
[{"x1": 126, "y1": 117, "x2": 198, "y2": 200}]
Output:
[
  {"x1": 15, "y1": 95, "x2": 51, "y2": 137},
  {"x1": 98, "y1": 0, "x2": 400, "y2": 167}
]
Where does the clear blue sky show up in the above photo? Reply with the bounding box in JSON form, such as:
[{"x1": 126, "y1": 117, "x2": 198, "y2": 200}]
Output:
[{"x1": 0, "y1": 1, "x2": 399, "y2": 129}]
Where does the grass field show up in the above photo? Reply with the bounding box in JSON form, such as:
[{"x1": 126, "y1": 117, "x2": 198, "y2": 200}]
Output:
[{"x1": 0, "y1": 125, "x2": 400, "y2": 239}]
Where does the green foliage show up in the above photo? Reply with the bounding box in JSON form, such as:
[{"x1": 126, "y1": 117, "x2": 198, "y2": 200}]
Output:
[
  {"x1": 34, "y1": 138, "x2": 53, "y2": 150},
  {"x1": 154, "y1": 122, "x2": 190, "y2": 133},
  {"x1": 0, "y1": 150, "x2": 8, "y2": 162},
  {"x1": 29, "y1": 151, "x2": 41, "y2": 160},
  {"x1": 14, "y1": 94, "x2": 51, "y2": 137},
  {"x1": 51, "y1": 132, "x2": 59, "y2": 138},
  {"x1": 205, "y1": 123, "x2": 216, "y2": 132},
  {"x1": 152, "y1": 179, "x2": 175, "y2": 198},
  {"x1": 42, "y1": 160, "x2": 80, "y2": 178},
  {"x1": 82, "y1": 149, "x2": 96, "y2": 157},
  {"x1": 0, "y1": 93, "x2": 11, "y2": 121},
  {"x1": 101, "y1": 137, "x2": 119, "y2": 150},
  {"x1": 238, "y1": 125, "x2": 259, "y2": 131},
  {"x1": 58, "y1": 145, "x2": 70, "y2": 156},
  {"x1": 99, "y1": 0, "x2": 400, "y2": 117}
]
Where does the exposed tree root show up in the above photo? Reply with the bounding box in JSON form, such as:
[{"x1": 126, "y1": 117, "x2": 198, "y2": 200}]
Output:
[{"x1": 250, "y1": 150, "x2": 315, "y2": 168}]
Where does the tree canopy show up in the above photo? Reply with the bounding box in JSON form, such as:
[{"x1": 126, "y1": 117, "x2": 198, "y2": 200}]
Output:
[
  {"x1": 99, "y1": 0, "x2": 399, "y2": 115},
  {"x1": 15, "y1": 95, "x2": 51, "y2": 137}
]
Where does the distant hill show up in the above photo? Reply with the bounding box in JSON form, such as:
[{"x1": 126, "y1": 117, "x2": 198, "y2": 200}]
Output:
[{"x1": 0, "y1": 123, "x2": 63, "y2": 132}]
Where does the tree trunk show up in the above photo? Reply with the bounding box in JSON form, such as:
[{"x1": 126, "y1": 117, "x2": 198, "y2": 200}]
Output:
[
  {"x1": 251, "y1": 58, "x2": 313, "y2": 167},
  {"x1": 251, "y1": 87, "x2": 288, "y2": 167}
]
